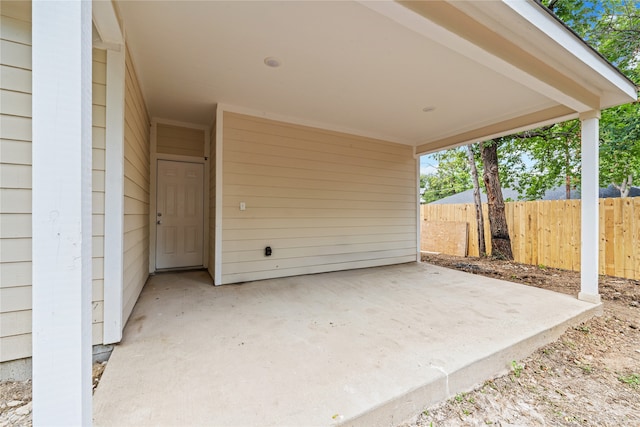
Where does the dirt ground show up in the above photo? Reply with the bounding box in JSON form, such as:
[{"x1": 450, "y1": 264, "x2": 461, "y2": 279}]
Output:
[
  {"x1": 400, "y1": 254, "x2": 640, "y2": 427},
  {"x1": 2, "y1": 257, "x2": 639, "y2": 426},
  {"x1": 0, "y1": 362, "x2": 106, "y2": 426}
]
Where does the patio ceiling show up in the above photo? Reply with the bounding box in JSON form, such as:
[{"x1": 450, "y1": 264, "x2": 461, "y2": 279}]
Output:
[{"x1": 112, "y1": 0, "x2": 636, "y2": 153}]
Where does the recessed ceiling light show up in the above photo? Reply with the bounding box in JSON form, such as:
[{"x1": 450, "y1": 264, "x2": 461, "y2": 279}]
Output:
[
  {"x1": 264, "y1": 57, "x2": 281, "y2": 68},
  {"x1": 422, "y1": 106, "x2": 436, "y2": 113}
]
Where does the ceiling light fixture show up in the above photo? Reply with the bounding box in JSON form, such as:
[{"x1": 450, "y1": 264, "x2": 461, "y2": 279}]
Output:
[{"x1": 264, "y1": 57, "x2": 281, "y2": 68}]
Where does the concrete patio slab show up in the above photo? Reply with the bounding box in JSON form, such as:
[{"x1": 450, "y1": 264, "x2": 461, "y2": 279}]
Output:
[{"x1": 93, "y1": 262, "x2": 600, "y2": 426}]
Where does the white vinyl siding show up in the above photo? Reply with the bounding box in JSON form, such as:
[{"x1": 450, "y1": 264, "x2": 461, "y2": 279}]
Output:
[
  {"x1": 221, "y1": 112, "x2": 417, "y2": 284},
  {"x1": 122, "y1": 46, "x2": 150, "y2": 324},
  {"x1": 157, "y1": 123, "x2": 204, "y2": 157},
  {"x1": 92, "y1": 47, "x2": 106, "y2": 345},
  {"x1": 0, "y1": 0, "x2": 32, "y2": 362}
]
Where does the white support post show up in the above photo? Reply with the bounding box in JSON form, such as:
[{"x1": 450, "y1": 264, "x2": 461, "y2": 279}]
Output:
[
  {"x1": 149, "y1": 121, "x2": 158, "y2": 273},
  {"x1": 415, "y1": 154, "x2": 421, "y2": 261},
  {"x1": 103, "y1": 47, "x2": 126, "y2": 344},
  {"x1": 32, "y1": 1, "x2": 93, "y2": 424},
  {"x1": 579, "y1": 111, "x2": 601, "y2": 304},
  {"x1": 214, "y1": 106, "x2": 224, "y2": 285}
]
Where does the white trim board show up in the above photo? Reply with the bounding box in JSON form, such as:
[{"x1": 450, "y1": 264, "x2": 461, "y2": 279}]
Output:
[
  {"x1": 152, "y1": 117, "x2": 210, "y2": 131},
  {"x1": 214, "y1": 106, "x2": 224, "y2": 285},
  {"x1": 148, "y1": 121, "x2": 158, "y2": 273},
  {"x1": 216, "y1": 103, "x2": 413, "y2": 146},
  {"x1": 103, "y1": 47, "x2": 126, "y2": 345}
]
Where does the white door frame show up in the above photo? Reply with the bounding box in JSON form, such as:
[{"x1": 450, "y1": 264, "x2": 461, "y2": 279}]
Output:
[{"x1": 149, "y1": 118, "x2": 210, "y2": 273}]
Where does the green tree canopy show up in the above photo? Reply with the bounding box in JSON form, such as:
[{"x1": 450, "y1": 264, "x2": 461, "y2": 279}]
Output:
[
  {"x1": 423, "y1": 1, "x2": 640, "y2": 202},
  {"x1": 544, "y1": 0, "x2": 640, "y2": 196},
  {"x1": 420, "y1": 148, "x2": 472, "y2": 203}
]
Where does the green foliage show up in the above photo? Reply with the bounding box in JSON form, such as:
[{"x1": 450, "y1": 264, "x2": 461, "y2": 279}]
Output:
[
  {"x1": 619, "y1": 373, "x2": 640, "y2": 387},
  {"x1": 496, "y1": 126, "x2": 581, "y2": 200},
  {"x1": 600, "y1": 104, "x2": 640, "y2": 193},
  {"x1": 580, "y1": 364, "x2": 593, "y2": 374},
  {"x1": 511, "y1": 360, "x2": 524, "y2": 378},
  {"x1": 542, "y1": 0, "x2": 640, "y2": 195},
  {"x1": 420, "y1": 147, "x2": 472, "y2": 203}
]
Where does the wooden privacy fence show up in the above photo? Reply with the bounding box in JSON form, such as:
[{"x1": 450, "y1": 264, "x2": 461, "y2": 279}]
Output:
[{"x1": 421, "y1": 198, "x2": 640, "y2": 281}]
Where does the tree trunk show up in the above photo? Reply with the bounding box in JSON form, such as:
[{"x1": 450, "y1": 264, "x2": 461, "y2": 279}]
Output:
[
  {"x1": 615, "y1": 175, "x2": 633, "y2": 197},
  {"x1": 481, "y1": 141, "x2": 513, "y2": 260},
  {"x1": 466, "y1": 144, "x2": 486, "y2": 256}
]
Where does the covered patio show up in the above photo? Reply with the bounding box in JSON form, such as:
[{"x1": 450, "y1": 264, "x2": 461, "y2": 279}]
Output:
[
  {"x1": 12, "y1": 0, "x2": 635, "y2": 424},
  {"x1": 93, "y1": 263, "x2": 599, "y2": 426}
]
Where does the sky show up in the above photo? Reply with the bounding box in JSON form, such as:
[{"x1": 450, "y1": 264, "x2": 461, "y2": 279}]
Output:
[
  {"x1": 420, "y1": 154, "x2": 437, "y2": 175},
  {"x1": 419, "y1": 151, "x2": 535, "y2": 178}
]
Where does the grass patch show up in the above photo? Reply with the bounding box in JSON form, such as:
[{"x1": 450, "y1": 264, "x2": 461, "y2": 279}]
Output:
[
  {"x1": 511, "y1": 360, "x2": 524, "y2": 378},
  {"x1": 619, "y1": 373, "x2": 640, "y2": 388}
]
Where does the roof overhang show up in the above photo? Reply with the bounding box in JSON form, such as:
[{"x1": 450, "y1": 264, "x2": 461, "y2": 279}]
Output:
[{"x1": 111, "y1": 0, "x2": 637, "y2": 155}]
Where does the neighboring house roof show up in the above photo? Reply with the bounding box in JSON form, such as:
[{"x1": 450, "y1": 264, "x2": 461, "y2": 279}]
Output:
[
  {"x1": 429, "y1": 184, "x2": 640, "y2": 204},
  {"x1": 599, "y1": 184, "x2": 640, "y2": 198},
  {"x1": 115, "y1": 1, "x2": 637, "y2": 155}
]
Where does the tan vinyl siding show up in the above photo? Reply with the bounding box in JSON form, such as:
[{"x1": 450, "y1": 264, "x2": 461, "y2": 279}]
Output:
[
  {"x1": 208, "y1": 125, "x2": 216, "y2": 278},
  {"x1": 0, "y1": 0, "x2": 32, "y2": 362},
  {"x1": 122, "y1": 46, "x2": 150, "y2": 324},
  {"x1": 221, "y1": 112, "x2": 417, "y2": 284},
  {"x1": 92, "y1": 47, "x2": 106, "y2": 345},
  {"x1": 156, "y1": 123, "x2": 204, "y2": 157}
]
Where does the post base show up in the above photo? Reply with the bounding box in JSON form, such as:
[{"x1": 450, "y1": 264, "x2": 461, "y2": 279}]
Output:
[{"x1": 578, "y1": 292, "x2": 601, "y2": 304}]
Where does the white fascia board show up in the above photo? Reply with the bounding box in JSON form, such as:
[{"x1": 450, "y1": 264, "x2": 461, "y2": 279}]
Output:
[
  {"x1": 415, "y1": 109, "x2": 578, "y2": 156},
  {"x1": 361, "y1": 1, "x2": 596, "y2": 112},
  {"x1": 92, "y1": 0, "x2": 123, "y2": 46},
  {"x1": 503, "y1": 0, "x2": 637, "y2": 103}
]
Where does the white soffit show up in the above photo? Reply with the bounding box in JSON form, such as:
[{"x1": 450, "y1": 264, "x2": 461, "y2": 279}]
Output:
[
  {"x1": 115, "y1": 1, "x2": 633, "y2": 148},
  {"x1": 450, "y1": 0, "x2": 637, "y2": 108}
]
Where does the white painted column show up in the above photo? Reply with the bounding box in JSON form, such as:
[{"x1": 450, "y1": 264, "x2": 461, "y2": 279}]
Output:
[
  {"x1": 415, "y1": 154, "x2": 421, "y2": 261},
  {"x1": 149, "y1": 121, "x2": 158, "y2": 273},
  {"x1": 214, "y1": 106, "x2": 224, "y2": 285},
  {"x1": 578, "y1": 111, "x2": 601, "y2": 304},
  {"x1": 32, "y1": 1, "x2": 93, "y2": 424},
  {"x1": 103, "y1": 48, "x2": 126, "y2": 344}
]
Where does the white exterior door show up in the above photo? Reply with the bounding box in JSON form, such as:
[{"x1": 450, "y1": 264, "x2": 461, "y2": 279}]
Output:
[{"x1": 156, "y1": 160, "x2": 204, "y2": 269}]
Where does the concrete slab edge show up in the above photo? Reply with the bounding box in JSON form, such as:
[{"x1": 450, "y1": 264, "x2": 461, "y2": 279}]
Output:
[
  {"x1": 0, "y1": 358, "x2": 32, "y2": 382},
  {"x1": 1, "y1": 344, "x2": 116, "y2": 381},
  {"x1": 342, "y1": 302, "x2": 602, "y2": 427}
]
